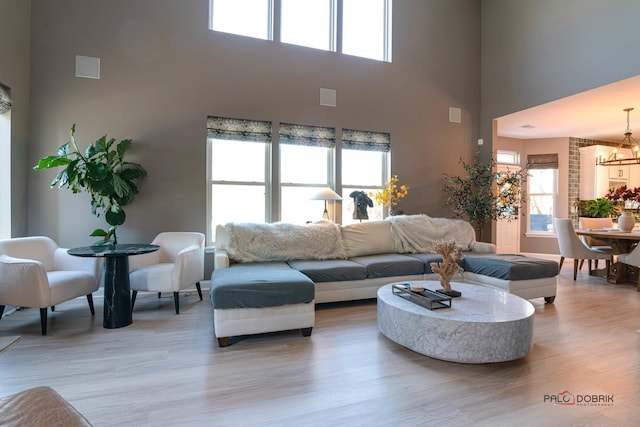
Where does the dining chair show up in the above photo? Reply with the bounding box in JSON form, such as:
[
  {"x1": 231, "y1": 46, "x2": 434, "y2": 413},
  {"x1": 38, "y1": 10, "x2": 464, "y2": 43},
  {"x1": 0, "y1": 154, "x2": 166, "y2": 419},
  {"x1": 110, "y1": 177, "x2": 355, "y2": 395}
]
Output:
[
  {"x1": 129, "y1": 232, "x2": 205, "y2": 314},
  {"x1": 615, "y1": 245, "x2": 640, "y2": 291},
  {"x1": 0, "y1": 236, "x2": 101, "y2": 335},
  {"x1": 555, "y1": 218, "x2": 614, "y2": 280},
  {"x1": 578, "y1": 217, "x2": 617, "y2": 269}
]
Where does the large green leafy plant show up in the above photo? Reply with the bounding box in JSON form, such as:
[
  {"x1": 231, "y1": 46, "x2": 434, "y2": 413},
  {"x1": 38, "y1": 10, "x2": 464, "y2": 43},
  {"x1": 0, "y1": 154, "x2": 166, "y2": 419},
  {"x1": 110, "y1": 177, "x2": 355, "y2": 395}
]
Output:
[
  {"x1": 34, "y1": 124, "x2": 147, "y2": 245},
  {"x1": 443, "y1": 153, "x2": 527, "y2": 240}
]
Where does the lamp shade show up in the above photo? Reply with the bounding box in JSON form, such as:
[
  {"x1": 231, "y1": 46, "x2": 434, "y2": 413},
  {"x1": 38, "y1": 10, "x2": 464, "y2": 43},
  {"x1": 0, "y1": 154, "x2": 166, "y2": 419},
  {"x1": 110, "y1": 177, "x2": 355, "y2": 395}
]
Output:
[{"x1": 310, "y1": 188, "x2": 342, "y2": 201}]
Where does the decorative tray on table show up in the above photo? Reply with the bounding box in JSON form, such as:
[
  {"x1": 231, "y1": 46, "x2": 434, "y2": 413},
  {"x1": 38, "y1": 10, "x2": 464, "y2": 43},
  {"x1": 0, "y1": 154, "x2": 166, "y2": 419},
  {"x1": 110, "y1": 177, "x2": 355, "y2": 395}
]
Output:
[{"x1": 392, "y1": 283, "x2": 452, "y2": 310}]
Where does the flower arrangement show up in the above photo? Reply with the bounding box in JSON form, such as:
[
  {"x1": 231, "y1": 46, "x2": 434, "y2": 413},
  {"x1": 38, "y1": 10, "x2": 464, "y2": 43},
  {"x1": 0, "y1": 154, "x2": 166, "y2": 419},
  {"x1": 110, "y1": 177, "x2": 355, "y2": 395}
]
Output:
[
  {"x1": 605, "y1": 185, "x2": 640, "y2": 210},
  {"x1": 371, "y1": 175, "x2": 409, "y2": 208},
  {"x1": 429, "y1": 239, "x2": 464, "y2": 294}
]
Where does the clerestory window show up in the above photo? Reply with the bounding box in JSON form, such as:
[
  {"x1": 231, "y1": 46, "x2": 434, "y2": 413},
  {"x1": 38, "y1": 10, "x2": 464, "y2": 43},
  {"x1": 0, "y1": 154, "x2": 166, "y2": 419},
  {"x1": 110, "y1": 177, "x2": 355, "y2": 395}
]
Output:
[{"x1": 209, "y1": 0, "x2": 393, "y2": 62}]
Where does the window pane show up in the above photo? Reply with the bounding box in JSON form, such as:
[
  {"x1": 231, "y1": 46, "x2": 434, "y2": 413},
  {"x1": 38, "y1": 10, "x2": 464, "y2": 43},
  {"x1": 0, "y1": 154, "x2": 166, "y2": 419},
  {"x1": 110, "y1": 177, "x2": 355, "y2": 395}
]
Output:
[
  {"x1": 342, "y1": 149, "x2": 384, "y2": 186},
  {"x1": 211, "y1": 184, "x2": 266, "y2": 231},
  {"x1": 281, "y1": 0, "x2": 333, "y2": 51},
  {"x1": 529, "y1": 169, "x2": 556, "y2": 193},
  {"x1": 342, "y1": 187, "x2": 384, "y2": 224},
  {"x1": 529, "y1": 195, "x2": 554, "y2": 232},
  {"x1": 211, "y1": 139, "x2": 266, "y2": 182},
  {"x1": 343, "y1": 0, "x2": 387, "y2": 61},
  {"x1": 211, "y1": 0, "x2": 271, "y2": 40},
  {"x1": 281, "y1": 144, "x2": 329, "y2": 184},
  {"x1": 281, "y1": 186, "x2": 328, "y2": 224}
]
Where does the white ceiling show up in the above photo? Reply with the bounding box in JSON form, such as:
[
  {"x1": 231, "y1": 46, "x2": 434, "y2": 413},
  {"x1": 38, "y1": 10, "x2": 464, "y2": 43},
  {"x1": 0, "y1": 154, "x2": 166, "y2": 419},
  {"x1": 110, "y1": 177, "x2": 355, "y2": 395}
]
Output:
[{"x1": 496, "y1": 74, "x2": 640, "y2": 143}]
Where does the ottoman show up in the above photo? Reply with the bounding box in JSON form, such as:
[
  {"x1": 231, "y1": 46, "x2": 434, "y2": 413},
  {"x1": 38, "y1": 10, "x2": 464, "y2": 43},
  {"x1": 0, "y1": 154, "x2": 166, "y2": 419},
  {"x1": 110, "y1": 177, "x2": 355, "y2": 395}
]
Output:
[{"x1": 210, "y1": 262, "x2": 315, "y2": 346}]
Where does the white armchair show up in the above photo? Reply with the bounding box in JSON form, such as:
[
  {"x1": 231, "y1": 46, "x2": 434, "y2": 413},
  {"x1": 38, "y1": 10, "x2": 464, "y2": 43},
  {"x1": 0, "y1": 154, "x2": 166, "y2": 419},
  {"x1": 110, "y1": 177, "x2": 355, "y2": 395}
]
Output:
[
  {"x1": 0, "y1": 236, "x2": 101, "y2": 335},
  {"x1": 129, "y1": 232, "x2": 205, "y2": 314}
]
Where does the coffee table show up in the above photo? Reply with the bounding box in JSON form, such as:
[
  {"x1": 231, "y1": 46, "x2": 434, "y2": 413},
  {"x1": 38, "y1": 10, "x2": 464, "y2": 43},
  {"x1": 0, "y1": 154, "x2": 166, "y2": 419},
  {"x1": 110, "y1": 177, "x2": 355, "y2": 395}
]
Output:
[{"x1": 377, "y1": 281, "x2": 534, "y2": 363}]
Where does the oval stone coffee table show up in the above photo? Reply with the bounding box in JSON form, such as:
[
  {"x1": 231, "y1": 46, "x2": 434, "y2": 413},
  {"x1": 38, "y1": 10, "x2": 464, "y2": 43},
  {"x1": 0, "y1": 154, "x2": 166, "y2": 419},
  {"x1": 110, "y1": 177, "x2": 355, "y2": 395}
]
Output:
[{"x1": 377, "y1": 281, "x2": 534, "y2": 363}]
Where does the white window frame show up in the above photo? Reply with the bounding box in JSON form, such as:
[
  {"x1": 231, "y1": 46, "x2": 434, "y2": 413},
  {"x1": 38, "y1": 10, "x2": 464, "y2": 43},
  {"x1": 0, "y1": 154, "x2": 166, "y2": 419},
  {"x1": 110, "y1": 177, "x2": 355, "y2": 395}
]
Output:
[
  {"x1": 206, "y1": 117, "x2": 272, "y2": 245},
  {"x1": 527, "y1": 168, "x2": 558, "y2": 235},
  {"x1": 208, "y1": 0, "x2": 393, "y2": 62}
]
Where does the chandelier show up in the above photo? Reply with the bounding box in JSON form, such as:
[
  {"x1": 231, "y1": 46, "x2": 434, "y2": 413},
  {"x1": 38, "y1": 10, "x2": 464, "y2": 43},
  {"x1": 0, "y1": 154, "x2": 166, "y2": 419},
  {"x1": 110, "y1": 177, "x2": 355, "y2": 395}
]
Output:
[{"x1": 597, "y1": 107, "x2": 640, "y2": 166}]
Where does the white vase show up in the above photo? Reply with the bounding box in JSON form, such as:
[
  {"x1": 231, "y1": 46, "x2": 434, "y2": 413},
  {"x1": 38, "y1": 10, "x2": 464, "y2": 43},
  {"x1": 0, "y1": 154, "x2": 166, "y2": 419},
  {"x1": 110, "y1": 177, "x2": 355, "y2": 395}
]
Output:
[{"x1": 618, "y1": 211, "x2": 636, "y2": 232}]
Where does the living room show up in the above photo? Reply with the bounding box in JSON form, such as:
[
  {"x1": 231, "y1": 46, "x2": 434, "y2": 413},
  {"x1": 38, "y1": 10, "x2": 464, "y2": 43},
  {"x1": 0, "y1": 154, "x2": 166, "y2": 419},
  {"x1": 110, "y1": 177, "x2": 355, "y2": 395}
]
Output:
[{"x1": 2, "y1": 0, "x2": 640, "y2": 425}]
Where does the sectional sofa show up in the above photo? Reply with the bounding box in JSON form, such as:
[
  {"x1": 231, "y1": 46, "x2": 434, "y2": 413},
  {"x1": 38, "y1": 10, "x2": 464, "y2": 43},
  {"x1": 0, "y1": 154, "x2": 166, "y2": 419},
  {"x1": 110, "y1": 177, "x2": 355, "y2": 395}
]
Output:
[{"x1": 210, "y1": 215, "x2": 558, "y2": 346}]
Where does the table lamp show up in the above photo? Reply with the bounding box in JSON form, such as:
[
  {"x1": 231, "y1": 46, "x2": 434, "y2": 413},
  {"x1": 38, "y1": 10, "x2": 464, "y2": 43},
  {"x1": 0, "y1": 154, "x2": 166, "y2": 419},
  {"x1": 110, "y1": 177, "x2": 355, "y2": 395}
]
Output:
[{"x1": 310, "y1": 188, "x2": 342, "y2": 219}]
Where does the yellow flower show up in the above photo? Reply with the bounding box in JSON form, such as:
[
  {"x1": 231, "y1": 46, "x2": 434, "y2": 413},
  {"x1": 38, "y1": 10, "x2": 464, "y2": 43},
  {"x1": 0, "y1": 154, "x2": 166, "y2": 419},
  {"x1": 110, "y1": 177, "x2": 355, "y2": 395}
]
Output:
[{"x1": 370, "y1": 175, "x2": 409, "y2": 208}]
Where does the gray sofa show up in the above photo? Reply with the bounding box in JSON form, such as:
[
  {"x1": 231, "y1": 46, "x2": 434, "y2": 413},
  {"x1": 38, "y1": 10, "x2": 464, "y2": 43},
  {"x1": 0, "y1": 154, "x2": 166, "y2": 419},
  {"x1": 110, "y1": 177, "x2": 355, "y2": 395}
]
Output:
[{"x1": 210, "y1": 215, "x2": 558, "y2": 346}]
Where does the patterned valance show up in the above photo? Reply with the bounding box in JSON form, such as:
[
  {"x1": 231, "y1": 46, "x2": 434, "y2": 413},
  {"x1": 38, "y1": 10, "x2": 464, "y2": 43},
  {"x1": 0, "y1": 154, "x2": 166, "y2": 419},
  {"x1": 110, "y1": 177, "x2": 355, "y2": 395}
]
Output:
[
  {"x1": 0, "y1": 85, "x2": 11, "y2": 114},
  {"x1": 207, "y1": 116, "x2": 271, "y2": 142},
  {"x1": 527, "y1": 153, "x2": 558, "y2": 169},
  {"x1": 279, "y1": 123, "x2": 335, "y2": 148},
  {"x1": 342, "y1": 128, "x2": 391, "y2": 152}
]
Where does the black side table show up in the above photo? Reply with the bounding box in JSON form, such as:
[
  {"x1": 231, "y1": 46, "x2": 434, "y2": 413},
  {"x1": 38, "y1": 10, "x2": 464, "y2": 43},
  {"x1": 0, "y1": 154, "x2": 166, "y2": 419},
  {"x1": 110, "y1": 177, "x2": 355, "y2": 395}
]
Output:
[{"x1": 68, "y1": 244, "x2": 160, "y2": 329}]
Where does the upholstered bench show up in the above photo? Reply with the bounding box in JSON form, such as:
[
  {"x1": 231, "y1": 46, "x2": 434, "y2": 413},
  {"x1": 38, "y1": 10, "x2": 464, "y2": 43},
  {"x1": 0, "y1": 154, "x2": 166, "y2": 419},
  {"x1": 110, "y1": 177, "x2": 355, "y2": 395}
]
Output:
[
  {"x1": 210, "y1": 262, "x2": 315, "y2": 347},
  {"x1": 462, "y1": 254, "x2": 559, "y2": 303}
]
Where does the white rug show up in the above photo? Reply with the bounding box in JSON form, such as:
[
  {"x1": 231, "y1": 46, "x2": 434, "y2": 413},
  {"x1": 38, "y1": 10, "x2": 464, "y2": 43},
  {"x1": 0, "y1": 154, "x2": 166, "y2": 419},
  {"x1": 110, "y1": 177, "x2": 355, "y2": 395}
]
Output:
[{"x1": 0, "y1": 336, "x2": 21, "y2": 355}]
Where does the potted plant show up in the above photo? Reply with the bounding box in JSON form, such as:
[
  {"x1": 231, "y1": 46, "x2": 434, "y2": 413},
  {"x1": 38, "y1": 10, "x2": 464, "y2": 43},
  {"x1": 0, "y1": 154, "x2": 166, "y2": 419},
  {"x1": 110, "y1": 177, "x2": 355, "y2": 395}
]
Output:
[
  {"x1": 34, "y1": 124, "x2": 147, "y2": 245},
  {"x1": 583, "y1": 197, "x2": 618, "y2": 218},
  {"x1": 443, "y1": 153, "x2": 527, "y2": 240}
]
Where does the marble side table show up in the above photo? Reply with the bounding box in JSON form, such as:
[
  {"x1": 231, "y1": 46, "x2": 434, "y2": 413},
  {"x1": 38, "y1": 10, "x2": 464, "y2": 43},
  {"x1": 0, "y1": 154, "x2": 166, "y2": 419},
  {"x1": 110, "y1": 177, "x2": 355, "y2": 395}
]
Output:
[
  {"x1": 68, "y1": 244, "x2": 159, "y2": 329},
  {"x1": 377, "y1": 281, "x2": 534, "y2": 363}
]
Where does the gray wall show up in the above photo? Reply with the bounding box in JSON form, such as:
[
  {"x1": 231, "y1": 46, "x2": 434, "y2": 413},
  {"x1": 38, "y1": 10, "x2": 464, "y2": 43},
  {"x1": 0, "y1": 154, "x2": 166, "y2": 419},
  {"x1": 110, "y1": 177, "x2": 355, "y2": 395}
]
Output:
[
  {"x1": 22, "y1": 0, "x2": 481, "y2": 247},
  {"x1": 481, "y1": 0, "x2": 640, "y2": 253},
  {"x1": 0, "y1": 0, "x2": 30, "y2": 237}
]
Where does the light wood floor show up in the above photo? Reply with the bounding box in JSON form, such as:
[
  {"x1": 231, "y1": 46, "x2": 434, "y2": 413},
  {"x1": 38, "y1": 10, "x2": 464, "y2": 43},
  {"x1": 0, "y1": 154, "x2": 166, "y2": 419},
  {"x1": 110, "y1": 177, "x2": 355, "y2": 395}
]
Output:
[{"x1": 1, "y1": 259, "x2": 640, "y2": 427}]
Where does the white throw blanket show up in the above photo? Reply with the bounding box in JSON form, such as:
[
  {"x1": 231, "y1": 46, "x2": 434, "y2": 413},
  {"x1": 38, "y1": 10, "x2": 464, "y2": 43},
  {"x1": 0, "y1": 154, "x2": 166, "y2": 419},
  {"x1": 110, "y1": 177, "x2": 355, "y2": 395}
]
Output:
[
  {"x1": 221, "y1": 220, "x2": 347, "y2": 263},
  {"x1": 389, "y1": 214, "x2": 476, "y2": 253}
]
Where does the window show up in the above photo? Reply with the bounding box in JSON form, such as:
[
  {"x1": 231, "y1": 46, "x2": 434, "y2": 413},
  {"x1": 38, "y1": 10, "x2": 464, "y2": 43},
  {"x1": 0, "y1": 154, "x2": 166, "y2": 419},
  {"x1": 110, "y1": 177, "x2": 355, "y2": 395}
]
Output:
[
  {"x1": 281, "y1": 0, "x2": 335, "y2": 51},
  {"x1": 342, "y1": 0, "x2": 392, "y2": 62},
  {"x1": 207, "y1": 117, "x2": 272, "y2": 243},
  {"x1": 209, "y1": 0, "x2": 272, "y2": 40},
  {"x1": 209, "y1": 0, "x2": 393, "y2": 62},
  {"x1": 496, "y1": 150, "x2": 519, "y2": 166},
  {"x1": 341, "y1": 129, "x2": 390, "y2": 224},
  {"x1": 527, "y1": 154, "x2": 559, "y2": 233},
  {"x1": 279, "y1": 123, "x2": 336, "y2": 224},
  {"x1": 0, "y1": 83, "x2": 11, "y2": 239},
  {"x1": 207, "y1": 116, "x2": 390, "y2": 243}
]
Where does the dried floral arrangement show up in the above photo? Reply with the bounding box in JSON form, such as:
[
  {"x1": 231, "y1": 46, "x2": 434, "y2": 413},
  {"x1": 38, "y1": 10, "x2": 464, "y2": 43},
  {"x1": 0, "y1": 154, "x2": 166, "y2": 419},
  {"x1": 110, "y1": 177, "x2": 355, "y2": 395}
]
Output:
[{"x1": 429, "y1": 239, "x2": 465, "y2": 293}]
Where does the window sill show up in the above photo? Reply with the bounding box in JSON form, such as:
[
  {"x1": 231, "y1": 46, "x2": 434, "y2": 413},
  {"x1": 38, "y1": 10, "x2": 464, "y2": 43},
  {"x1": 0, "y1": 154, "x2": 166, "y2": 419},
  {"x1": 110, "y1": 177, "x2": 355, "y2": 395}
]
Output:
[{"x1": 525, "y1": 232, "x2": 557, "y2": 239}]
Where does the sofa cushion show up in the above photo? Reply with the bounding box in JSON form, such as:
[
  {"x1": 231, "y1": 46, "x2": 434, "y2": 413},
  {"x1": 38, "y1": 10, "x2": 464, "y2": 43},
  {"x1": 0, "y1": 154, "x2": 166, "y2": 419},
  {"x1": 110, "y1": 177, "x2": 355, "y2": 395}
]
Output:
[
  {"x1": 350, "y1": 254, "x2": 424, "y2": 278},
  {"x1": 462, "y1": 254, "x2": 559, "y2": 281},
  {"x1": 287, "y1": 259, "x2": 368, "y2": 282},
  {"x1": 340, "y1": 221, "x2": 395, "y2": 257},
  {"x1": 406, "y1": 253, "x2": 468, "y2": 273},
  {"x1": 210, "y1": 263, "x2": 315, "y2": 309}
]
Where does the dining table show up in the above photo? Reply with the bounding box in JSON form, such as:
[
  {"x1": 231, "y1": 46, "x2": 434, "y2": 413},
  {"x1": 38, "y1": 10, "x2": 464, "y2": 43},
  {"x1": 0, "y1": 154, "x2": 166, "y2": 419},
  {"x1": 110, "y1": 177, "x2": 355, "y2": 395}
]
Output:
[{"x1": 575, "y1": 228, "x2": 640, "y2": 283}]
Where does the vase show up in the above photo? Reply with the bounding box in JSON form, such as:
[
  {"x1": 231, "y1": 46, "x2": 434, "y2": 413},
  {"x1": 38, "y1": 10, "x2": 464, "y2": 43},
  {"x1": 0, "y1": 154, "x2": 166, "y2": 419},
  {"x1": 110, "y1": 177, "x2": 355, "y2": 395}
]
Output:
[{"x1": 618, "y1": 211, "x2": 636, "y2": 232}]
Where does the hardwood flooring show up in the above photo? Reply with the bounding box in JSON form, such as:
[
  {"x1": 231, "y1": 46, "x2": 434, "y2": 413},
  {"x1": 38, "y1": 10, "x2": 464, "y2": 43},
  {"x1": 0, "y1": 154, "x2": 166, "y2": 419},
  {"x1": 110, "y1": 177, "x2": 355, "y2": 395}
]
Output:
[{"x1": 1, "y1": 259, "x2": 640, "y2": 426}]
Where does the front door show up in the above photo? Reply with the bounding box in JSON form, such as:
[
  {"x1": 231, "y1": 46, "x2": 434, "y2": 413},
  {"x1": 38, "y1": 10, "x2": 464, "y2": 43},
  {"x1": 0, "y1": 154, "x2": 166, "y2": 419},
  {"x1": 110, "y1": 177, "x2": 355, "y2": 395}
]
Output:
[{"x1": 496, "y1": 164, "x2": 521, "y2": 254}]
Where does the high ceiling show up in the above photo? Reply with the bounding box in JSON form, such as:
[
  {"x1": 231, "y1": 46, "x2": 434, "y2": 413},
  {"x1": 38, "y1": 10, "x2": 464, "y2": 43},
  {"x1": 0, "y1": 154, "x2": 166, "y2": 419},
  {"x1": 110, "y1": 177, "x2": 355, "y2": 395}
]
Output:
[{"x1": 496, "y1": 74, "x2": 640, "y2": 143}]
